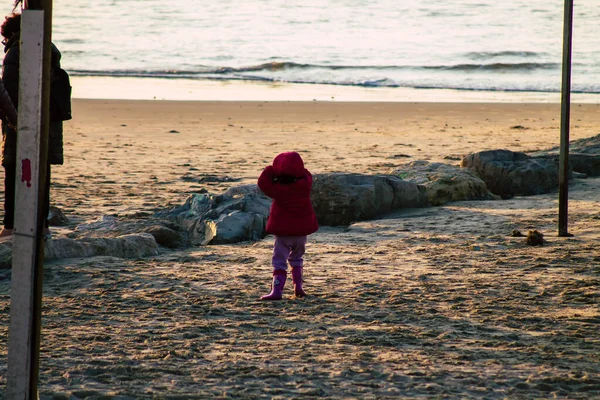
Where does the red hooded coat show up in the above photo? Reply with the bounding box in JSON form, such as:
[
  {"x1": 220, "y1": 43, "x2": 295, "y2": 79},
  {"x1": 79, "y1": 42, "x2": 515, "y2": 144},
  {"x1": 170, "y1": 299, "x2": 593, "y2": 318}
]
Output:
[{"x1": 258, "y1": 152, "x2": 319, "y2": 236}]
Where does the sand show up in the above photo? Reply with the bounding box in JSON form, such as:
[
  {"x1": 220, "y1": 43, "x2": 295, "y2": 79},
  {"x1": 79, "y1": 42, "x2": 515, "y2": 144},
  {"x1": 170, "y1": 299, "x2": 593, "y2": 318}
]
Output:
[{"x1": 1, "y1": 99, "x2": 600, "y2": 399}]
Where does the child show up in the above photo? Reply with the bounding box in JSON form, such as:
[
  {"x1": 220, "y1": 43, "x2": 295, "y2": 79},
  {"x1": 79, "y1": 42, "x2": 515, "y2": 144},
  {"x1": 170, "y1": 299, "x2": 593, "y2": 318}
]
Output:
[{"x1": 257, "y1": 152, "x2": 319, "y2": 300}]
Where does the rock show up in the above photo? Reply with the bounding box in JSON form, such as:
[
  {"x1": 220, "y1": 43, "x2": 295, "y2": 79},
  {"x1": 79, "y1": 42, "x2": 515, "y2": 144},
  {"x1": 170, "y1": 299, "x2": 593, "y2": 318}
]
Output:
[
  {"x1": 181, "y1": 174, "x2": 240, "y2": 183},
  {"x1": 48, "y1": 206, "x2": 70, "y2": 226},
  {"x1": 198, "y1": 175, "x2": 241, "y2": 183},
  {"x1": 526, "y1": 230, "x2": 544, "y2": 246},
  {"x1": 0, "y1": 233, "x2": 160, "y2": 267},
  {"x1": 461, "y1": 150, "x2": 562, "y2": 198},
  {"x1": 572, "y1": 170, "x2": 588, "y2": 179},
  {"x1": 311, "y1": 173, "x2": 429, "y2": 226},
  {"x1": 201, "y1": 210, "x2": 266, "y2": 245},
  {"x1": 0, "y1": 232, "x2": 159, "y2": 268},
  {"x1": 45, "y1": 233, "x2": 159, "y2": 260},
  {"x1": 74, "y1": 215, "x2": 119, "y2": 234},
  {"x1": 155, "y1": 193, "x2": 212, "y2": 222},
  {"x1": 71, "y1": 215, "x2": 181, "y2": 249},
  {"x1": 527, "y1": 152, "x2": 600, "y2": 178},
  {"x1": 529, "y1": 133, "x2": 600, "y2": 177},
  {"x1": 44, "y1": 237, "x2": 93, "y2": 259},
  {"x1": 141, "y1": 224, "x2": 186, "y2": 248},
  {"x1": 159, "y1": 173, "x2": 429, "y2": 242},
  {"x1": 158, "y1": 188, "x2": 271, "y2": 246},
  {"x1": 560, "y1": 153, "x2": 600, "y2": 177},
  {"x1": 392, "y1": 161, "x2": 495, "y2": 206},
  {"x1": 222, "y1": 184, "x2": 261, "y2": 197}
]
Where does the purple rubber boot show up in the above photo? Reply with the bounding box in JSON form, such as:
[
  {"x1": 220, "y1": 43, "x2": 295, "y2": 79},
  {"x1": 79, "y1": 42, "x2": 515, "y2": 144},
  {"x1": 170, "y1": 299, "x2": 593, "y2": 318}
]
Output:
[
  {"x1": 260, "y1": 270, "x2": 287, "y2": 300},
  {"x1": 292, "y1": 266, "x2": 306, "y2": 297}
]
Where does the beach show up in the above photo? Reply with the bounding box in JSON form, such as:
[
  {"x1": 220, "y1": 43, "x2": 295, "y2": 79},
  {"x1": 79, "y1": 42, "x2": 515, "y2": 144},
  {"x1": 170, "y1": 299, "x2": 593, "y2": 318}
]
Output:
[{"x1": 1, "y1": 98, "x2": 600, "y2": 398}]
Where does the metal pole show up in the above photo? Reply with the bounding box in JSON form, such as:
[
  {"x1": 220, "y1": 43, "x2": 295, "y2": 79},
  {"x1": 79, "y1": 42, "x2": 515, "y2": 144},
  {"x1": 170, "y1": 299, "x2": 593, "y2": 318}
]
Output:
[
  {"x1": 6, "y1": 0, "x2": 52, "y2": 398},
  {"x1": 558, "y1": 0, "x2": 574, "y2": 237}
]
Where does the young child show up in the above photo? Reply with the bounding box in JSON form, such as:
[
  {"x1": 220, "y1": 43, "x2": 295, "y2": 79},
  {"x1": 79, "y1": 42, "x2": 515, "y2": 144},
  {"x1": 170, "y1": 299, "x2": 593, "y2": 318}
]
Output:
[{"x1": 257, "y1": 151, "x2": 319, "y2": 300}]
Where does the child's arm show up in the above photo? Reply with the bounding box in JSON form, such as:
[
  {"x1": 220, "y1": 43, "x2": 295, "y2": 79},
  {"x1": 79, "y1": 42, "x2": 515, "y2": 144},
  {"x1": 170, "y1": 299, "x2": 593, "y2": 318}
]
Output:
[{"x1": 257, "y1": 166, "x2": 277, "y2": 198}]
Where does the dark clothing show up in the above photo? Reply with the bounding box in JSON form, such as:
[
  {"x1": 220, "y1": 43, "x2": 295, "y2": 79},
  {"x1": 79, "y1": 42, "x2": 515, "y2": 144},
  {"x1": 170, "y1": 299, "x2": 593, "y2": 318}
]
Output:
[
  {"x1": 0, "y1": 80, "x2": 16, "y2": 127},
  {"x1": 258, "y1": 152, "x2": 319, "y2": 237},
  {"x1": 1, "y1": 34, "x2": 64, "y2": 167}
]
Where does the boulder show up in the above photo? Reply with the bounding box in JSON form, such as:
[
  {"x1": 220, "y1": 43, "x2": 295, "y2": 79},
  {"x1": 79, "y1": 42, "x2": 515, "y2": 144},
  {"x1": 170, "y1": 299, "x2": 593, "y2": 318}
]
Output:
[
  {"x1": 48, "y1": 206, "x2": 70, "y2": 226},
  {"x1": 73, "y1": 216, "x2": 187, "y2": 247},
  {"x1": 141, "y1": 224, "x2": 186, "y2": 248},
  {"x1": 528, "y1": 133, "x2": 600, "y2": 177},
  {"x1": 566, "y1": 153, "x2": 600, "y2": 177},
  {"x1": 73, "y1": 215, "x2": 120, "y2": 234},
  {"x1": 311, "y1": 173, "x2": 429, "y2": 226},
  {"x1": 392, "y1": 161, "x2": 495, "y2": 206},
  {"x1": 461, "y1": 150, "x2": 563, "y2": 198},
  {"x1": 45, "y1": 233, "x2": 159, "y2": 260},
  {"x1": 200, "y1": 210, "x2": 266, "y2": 245},
  {"x1": 158, "y1": 189, "x2": 271, "y2": 245},
  {"x1": 0, "y1": 233, "x2": 160, "y2": 267},
  {"x1": 160, "y1": 173, "x2": 429, "y2": 238}
]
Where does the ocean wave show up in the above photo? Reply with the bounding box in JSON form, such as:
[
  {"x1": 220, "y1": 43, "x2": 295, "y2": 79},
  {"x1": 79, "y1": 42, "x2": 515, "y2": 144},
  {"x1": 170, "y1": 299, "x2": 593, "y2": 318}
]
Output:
[
  {"x1": 67, "y1": 69, "x2": 600, "y2": 94},
  {"x1": 424, "y1": 62, "x2": 559, "y2": 71},
  {"x1": 70, "y1": 59, "x2": 560, "y2": 78},
  {"x1": 208, "y1": 61, "x2": 561, "y2": 73},
  {"x1": 466, "y1": 51, "x2": 544, "y2": 59},
  {"x1": 66, "y1": 59, "x2": 600, "y2": 94}
]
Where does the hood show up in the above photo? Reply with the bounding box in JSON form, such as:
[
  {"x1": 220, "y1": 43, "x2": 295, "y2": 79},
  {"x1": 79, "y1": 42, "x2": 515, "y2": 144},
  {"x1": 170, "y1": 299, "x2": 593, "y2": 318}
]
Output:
[
  {"x1": 272, "y1": 152, "x2": 305, "y2": 177},
  {"x1": 51, "y1": 43, "x2": 62, "y2": 66}
]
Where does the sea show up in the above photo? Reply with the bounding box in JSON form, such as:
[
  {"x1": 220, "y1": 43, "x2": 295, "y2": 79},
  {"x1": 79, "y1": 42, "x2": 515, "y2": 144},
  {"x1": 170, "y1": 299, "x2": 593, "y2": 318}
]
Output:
[{"x1": 38, "y1": 0, "x2": 600, "y2": 101}]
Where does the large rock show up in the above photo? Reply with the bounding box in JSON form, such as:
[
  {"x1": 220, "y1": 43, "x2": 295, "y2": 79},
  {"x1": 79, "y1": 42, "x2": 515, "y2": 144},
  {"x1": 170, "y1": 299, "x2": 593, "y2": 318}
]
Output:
[
  {"x1": 461, "y1": 150, "x2": 563, "y2": 198},
  {"x1": 531, "y1": 153, "x2": 600, "y2": 178},
  {"x1": 391, "y1": 161, "x2": 495, "y2": 206},
  {"x1": 200, "y1": 210, "x2": 266, "y2": 245},
  {"x1": 566, "y1": 154, "x2": 600, "y2": 177},
  {"x1": 160, "y1": 173, "x2": 429, "y2": 236},
  {"x1": 529, "y1": 134, "x2": 600, "y2": 177},
  {"x1": 311, "y1": 173, "x2": 429, "y2": 226},
  {"x1": 0, "y1": 233, "x2": 159, "y2": 267},
  {"x1": 48, "y1": 206, "x2": 70, "y2": 226},
  {"x1": 141, "y1": 224, "x2": 186, "y2": 248},
  {"x1": 73, "y1": 215, "x2": 120, "y2": 234},
  {"x1": 73, "y1": 216, "x2": 188, "y2": 248},
  {"x1": 157, "y1": 189, "x2": 271, "y2": 245},
  {"x1": 45, "y1": 233, "x2": 159, "y2": 260}
]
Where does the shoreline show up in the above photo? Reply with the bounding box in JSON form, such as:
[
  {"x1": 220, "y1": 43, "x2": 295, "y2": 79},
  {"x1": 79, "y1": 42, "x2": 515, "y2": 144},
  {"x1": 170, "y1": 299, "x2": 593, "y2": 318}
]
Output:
[{"x1": 71, "y1": 76, "x2": 600, "y2": 103}]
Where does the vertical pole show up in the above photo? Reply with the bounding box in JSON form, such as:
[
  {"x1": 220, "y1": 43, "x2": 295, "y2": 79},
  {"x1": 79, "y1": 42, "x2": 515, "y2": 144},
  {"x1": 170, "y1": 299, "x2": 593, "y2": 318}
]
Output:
[
  {"x1": 6, "y1": 0, "x2": 52, "y2": 397},
  {"x1": 558, "y1": 0, "x2": 574, "y2": 237}
]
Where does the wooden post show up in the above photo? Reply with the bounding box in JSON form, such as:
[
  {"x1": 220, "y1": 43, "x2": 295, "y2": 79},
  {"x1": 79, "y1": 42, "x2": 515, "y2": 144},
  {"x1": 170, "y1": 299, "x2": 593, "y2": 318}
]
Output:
[
  {"x1": 6, "y1": 0, "x2": 53, "y2": 397},
  {"x1": 558, "y1": 0, "x2": 574, "y2": 237}
]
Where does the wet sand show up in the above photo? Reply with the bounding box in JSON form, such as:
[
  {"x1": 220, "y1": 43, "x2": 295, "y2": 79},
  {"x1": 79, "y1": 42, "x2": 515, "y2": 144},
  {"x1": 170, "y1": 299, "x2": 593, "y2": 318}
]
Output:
[{"x1": 0, "y1": 99, "x2": 599, "y2": 399}]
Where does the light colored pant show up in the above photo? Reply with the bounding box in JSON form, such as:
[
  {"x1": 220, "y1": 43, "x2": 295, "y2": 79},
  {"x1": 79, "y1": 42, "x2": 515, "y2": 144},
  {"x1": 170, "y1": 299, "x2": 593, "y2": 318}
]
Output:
[{"x1": 272, "y1": 235, "x2": 307, "y2": 271}]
